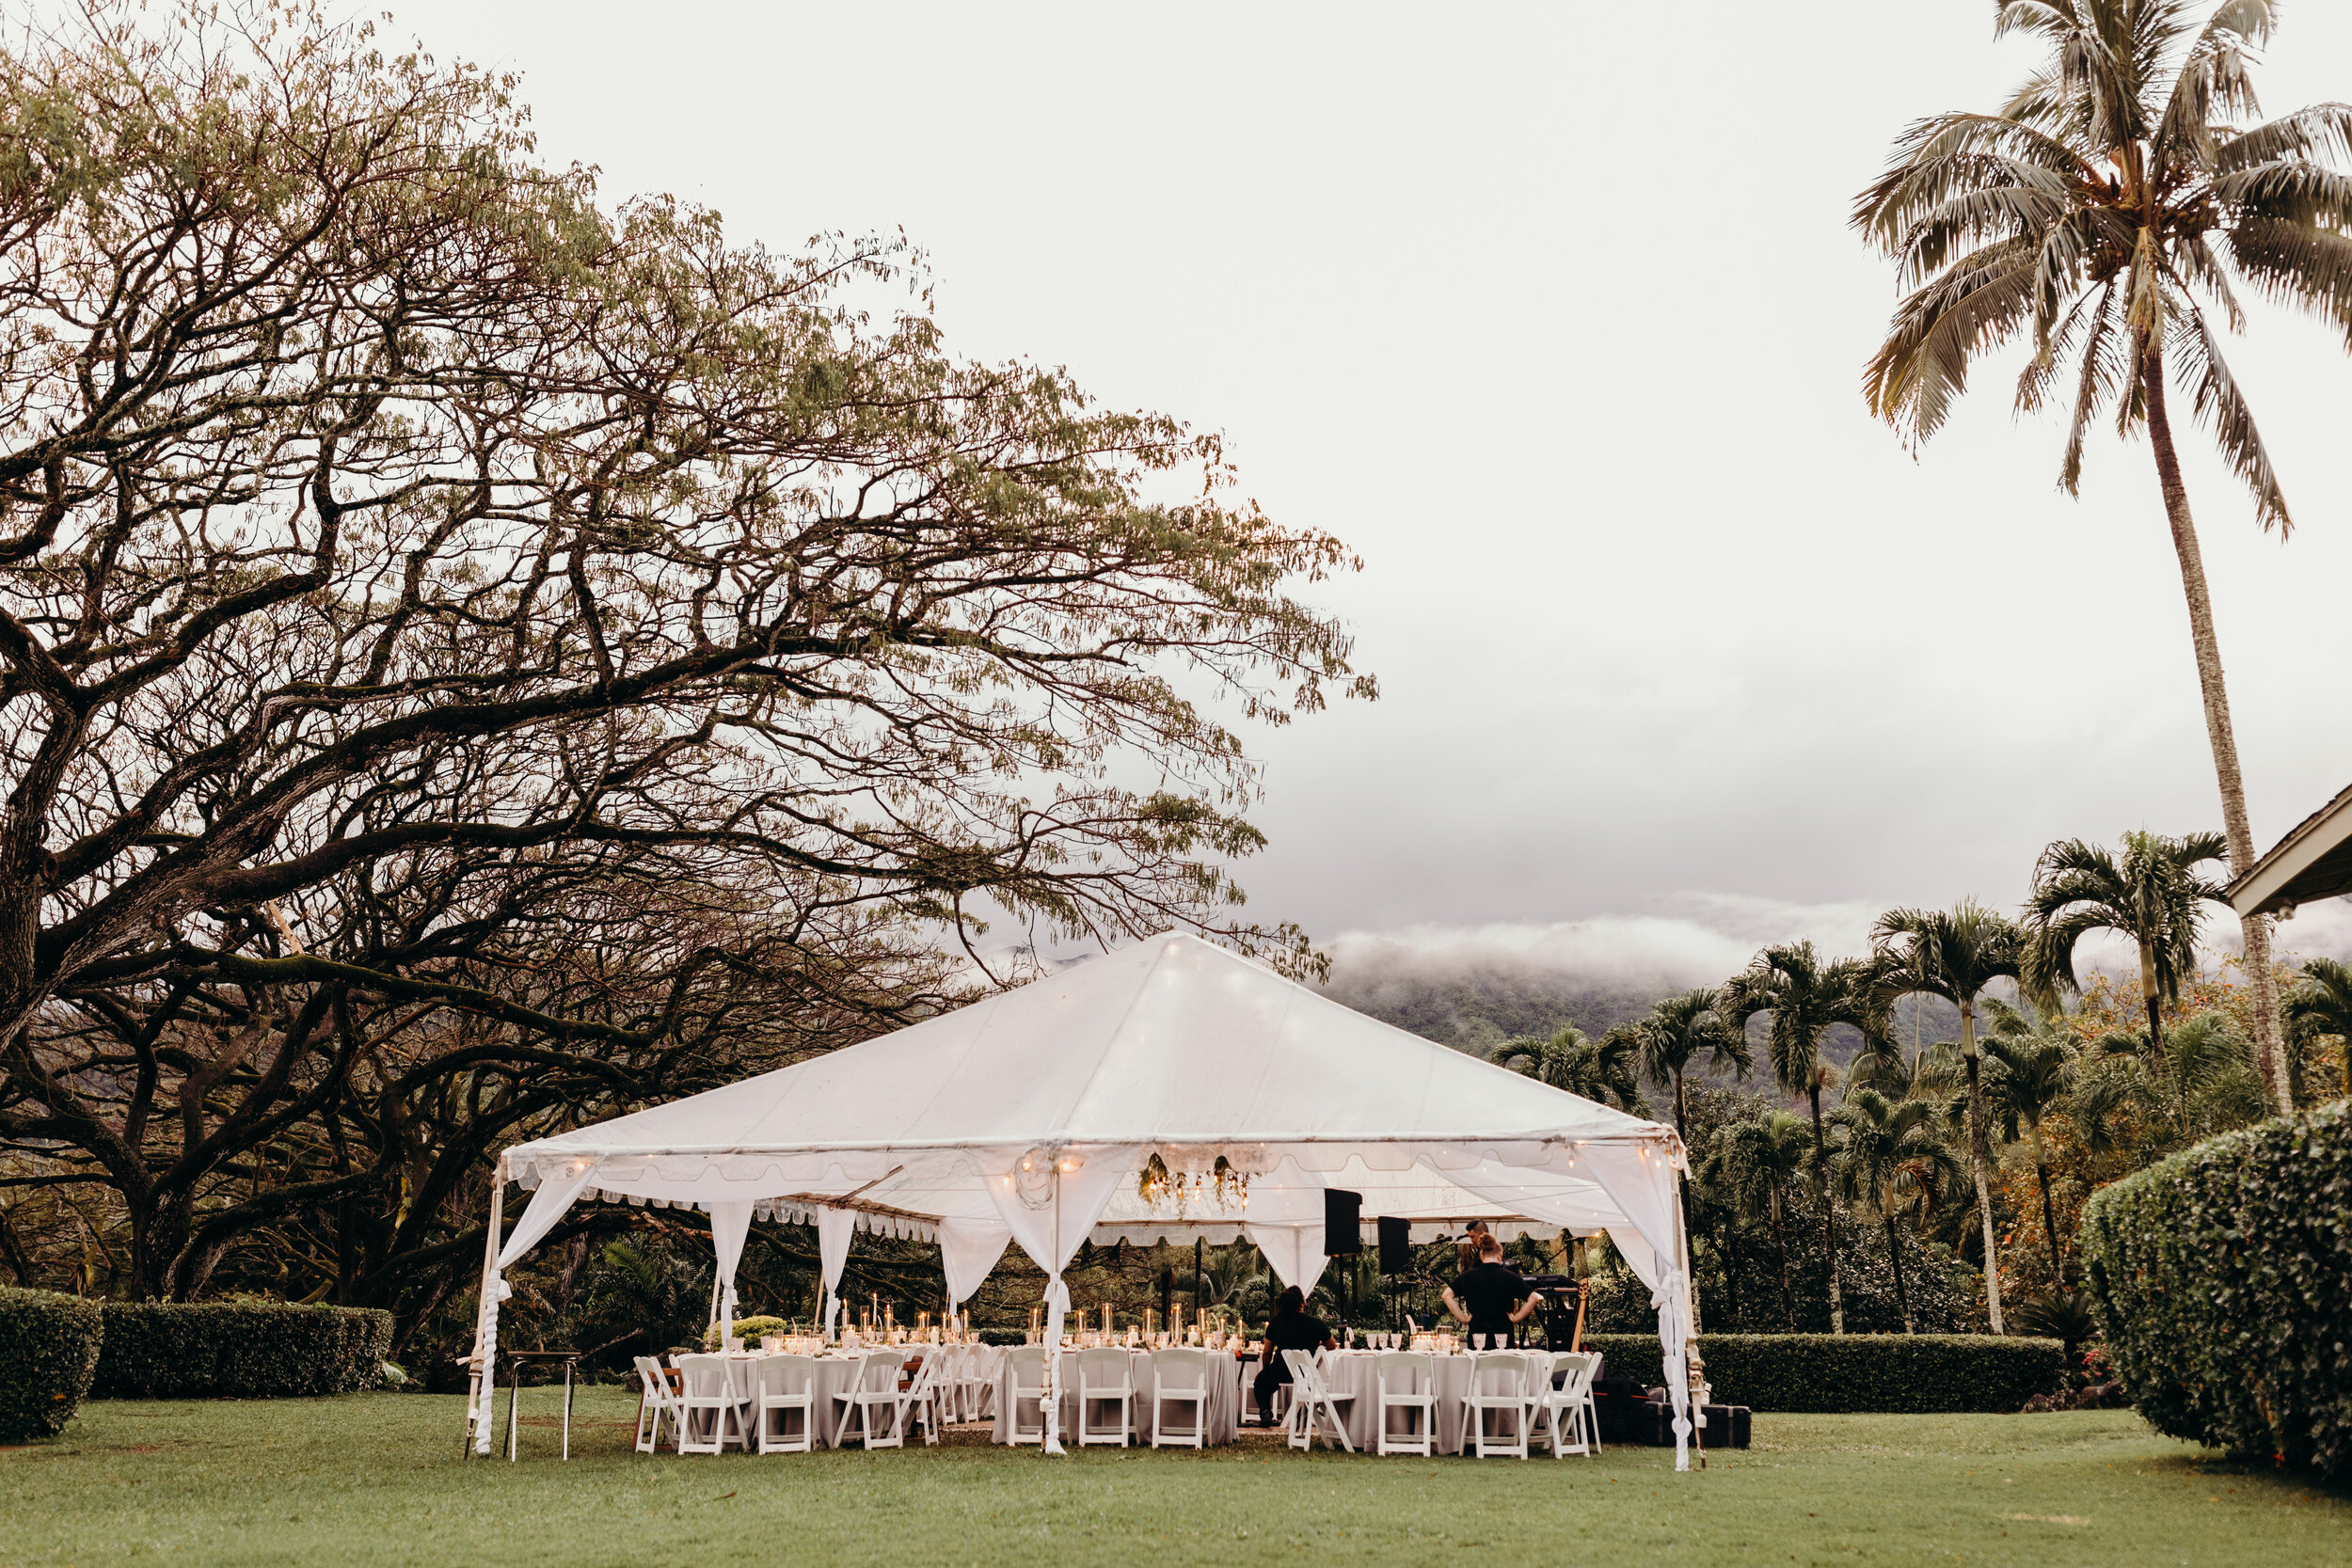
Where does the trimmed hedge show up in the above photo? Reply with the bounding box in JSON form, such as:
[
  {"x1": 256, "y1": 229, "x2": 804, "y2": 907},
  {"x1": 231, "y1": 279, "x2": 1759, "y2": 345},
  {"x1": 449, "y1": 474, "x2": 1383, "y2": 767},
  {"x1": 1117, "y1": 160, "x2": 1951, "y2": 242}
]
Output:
[
  {"x1": 92, "y1": 1302, "x2": 393, "y2": 1399},
  {"x1": 2081, "y1": 1101, "x2": 2351, "y2": 1481},
  {"x1": 0, "y1": 1287, "x2": 104, "y2": 1441},
  {"x1": 1583, "y1": 1332, "x2": 2064, "y2": 1413}
]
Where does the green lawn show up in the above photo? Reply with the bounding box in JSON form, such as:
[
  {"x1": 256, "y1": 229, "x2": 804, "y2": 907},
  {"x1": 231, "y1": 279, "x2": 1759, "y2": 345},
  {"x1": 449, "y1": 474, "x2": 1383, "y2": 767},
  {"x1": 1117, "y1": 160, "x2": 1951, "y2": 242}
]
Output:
[{"x1": 5, "y1": 1388, "x2": 2344, "y2": 1567}]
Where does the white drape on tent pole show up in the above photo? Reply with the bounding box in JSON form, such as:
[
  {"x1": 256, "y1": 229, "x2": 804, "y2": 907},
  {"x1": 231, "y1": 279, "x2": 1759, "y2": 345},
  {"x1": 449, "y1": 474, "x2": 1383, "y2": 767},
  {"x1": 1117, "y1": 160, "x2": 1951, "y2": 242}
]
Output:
[
  {"x1": 707, "y1": 1200, "x2": 754, "y2": 1334},
  {"x1": 817, "y1": 1207, "x2": 855, "y2": 1338}
]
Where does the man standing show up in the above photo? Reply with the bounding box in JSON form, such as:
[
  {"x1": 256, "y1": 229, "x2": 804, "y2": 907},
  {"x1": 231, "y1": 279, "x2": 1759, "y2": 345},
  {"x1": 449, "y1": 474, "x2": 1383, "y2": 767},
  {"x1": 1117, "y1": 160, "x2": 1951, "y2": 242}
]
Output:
[{"x1": 1443, "y1": 1233, "x2": 1541, "y2": 1345}]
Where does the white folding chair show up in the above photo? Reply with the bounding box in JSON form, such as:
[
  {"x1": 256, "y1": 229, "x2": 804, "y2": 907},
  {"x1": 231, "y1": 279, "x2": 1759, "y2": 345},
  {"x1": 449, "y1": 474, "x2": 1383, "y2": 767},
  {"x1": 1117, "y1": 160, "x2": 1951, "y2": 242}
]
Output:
[
  {"x1": 832, "y1": 1350, "x2": 909, "y2": 1449},
  {"x1": 754, "y1": 1354, "x2": 818, "y2": 1454},
  {"x1": 1148, "y1": 1347, "x2": 1210, "y2": 1449},
  {"x1": 631, "y1": 1355, "x2": 682, "y2": 1454},
  {"x1": 899, "y1": 1352, "x2": 949, "y2": 1446},
  {"x1": 1374, "y1": 1352, "x2": 1436, "y2": 1456},
  {"x1": 975, "y1": 1346, "x2": 1005, "y2": 1421},
  {"x1": 1281, "y1": 1349, "x2": 1356, "y2": 1453},
  {"x1": 1465, "y1": 1353, "x2": 1531, "y2": 1459},
  {"x1": 1074, "y1": 1347, "x2": 1135, "y2": 1447},
  {"x1": 1002, "y1": 1346, "x2": 1047, "y2": 1445},
  {"x1": 1535, "y1": 1351, "x2": 1598, "y2": 1458},
  {"x1": 672, "y1": 1354, "x2": 743, "y2": 1455},
  {"x1": 1518, "y1": 1349, "x2": 1554, "y2": 1442}
]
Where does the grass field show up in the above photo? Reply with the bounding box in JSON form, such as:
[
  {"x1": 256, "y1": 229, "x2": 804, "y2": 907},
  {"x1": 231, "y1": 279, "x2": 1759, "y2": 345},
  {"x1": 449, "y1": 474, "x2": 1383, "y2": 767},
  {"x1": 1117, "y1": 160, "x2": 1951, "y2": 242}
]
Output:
[{"x1": 5, "y1": 1387, "x2": 2344, "y2": 1567}]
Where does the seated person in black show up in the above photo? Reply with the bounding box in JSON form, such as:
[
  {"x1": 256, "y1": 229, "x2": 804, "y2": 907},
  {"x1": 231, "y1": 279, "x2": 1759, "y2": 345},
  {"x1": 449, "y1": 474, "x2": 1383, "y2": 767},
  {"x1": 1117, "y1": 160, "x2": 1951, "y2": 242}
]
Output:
[
  {"x1": 1253, "y1": 1286, "x2": 1334, "y2": 1426},
  {"x1": 1442, "y1": 1234, "x2": 1542, "y2": 1344}
]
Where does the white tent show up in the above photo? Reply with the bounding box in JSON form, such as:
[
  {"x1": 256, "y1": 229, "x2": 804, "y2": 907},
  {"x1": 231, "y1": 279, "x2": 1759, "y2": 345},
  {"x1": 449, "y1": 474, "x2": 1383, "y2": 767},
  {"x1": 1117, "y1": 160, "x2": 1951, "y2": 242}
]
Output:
[{"x1": 469, "y1": 932, "x2": 1700, "y2": 1465}]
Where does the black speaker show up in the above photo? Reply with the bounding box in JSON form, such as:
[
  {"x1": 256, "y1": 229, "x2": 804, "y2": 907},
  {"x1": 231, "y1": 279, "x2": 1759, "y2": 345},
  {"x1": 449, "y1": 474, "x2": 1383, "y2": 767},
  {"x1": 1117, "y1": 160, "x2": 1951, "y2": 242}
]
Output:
[
  {"x1": 1376, "y1": 1215, "x2": 1411, "y2": 1275},
  {"x1": 1323, "y1": 1187, "x2": 1362, "y2": 1253}
]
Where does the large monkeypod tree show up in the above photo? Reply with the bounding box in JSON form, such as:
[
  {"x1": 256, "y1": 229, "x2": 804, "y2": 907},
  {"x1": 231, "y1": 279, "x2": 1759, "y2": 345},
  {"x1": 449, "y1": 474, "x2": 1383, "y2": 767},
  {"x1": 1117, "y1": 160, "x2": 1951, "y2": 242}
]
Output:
[{"x1": 0, "y1": 4, "x2": 1369, "y2": 1323}]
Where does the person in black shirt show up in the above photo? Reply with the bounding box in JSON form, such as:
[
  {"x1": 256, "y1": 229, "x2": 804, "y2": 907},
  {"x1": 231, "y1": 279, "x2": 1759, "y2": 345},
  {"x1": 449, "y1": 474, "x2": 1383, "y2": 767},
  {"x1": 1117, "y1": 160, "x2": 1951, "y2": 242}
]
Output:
[
  {"x1": 1443, "y1": 1234, "x2": 1541, "y2": 1345},
  {"x1": 1253, "y1": 1285, "x2": 1333, "y2": 1426}
]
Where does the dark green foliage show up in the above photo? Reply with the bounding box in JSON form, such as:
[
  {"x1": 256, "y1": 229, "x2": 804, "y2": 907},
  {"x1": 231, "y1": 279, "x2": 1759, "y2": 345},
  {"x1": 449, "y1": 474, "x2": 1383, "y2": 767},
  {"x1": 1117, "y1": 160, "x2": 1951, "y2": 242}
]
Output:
[
  {"x1": 2079, "y1": 1101, "x2": 2352, "y2": 1481},
  {"x1": 0, "y1": 1287, "x2": 103, "y2": 1440},
  {"x1": 92, "y1": 1303, "x2": 392, "y2": 1399},
  {"x1": 977, "y1": 1328, "x2": 1027, "y2": 1346},
  {"x1": 1582, "y1": 1331, "x2": 2062, "y2": 1413}
]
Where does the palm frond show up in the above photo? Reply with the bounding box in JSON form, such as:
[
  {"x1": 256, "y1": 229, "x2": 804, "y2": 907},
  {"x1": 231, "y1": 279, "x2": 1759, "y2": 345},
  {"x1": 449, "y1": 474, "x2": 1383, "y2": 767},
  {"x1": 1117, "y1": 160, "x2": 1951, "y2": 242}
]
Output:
[
  {"x1": 2154, "y1": 0, "x2": 2276, "y2": 169},
  {"x1": 2222, "y1": 215, "x2": 2352, "y2": 351},
  {"x1": 2058, "y1": 280, "x2": 2124, "y2": 494},
  {"x1": 2167, "y1": 306, "x2": 2289, "y2": 532},
  {"x1": 2214, "y1": 103, "x2": 2352, "y2": 172},
  {"x1": 1866, "y1": 238, "x2": 2044, "y2": 443}
]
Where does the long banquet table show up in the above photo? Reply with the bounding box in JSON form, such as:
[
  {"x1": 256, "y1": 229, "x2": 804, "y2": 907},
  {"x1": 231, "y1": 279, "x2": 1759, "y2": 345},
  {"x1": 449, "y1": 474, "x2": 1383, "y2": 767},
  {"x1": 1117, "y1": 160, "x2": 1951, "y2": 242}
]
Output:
[{"x1": 991, "y1": 1349, "x2": 1248, "y2": 1446}]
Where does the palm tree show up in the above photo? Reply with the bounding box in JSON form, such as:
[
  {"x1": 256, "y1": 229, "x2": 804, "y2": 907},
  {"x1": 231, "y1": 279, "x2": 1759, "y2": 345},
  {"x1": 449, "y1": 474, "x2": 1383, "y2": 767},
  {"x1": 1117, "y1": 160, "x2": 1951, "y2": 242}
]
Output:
[
  {"x1": 1488, "y1": 1024, "x2": 1645, "y2": 1114},
  {"x1": 2022, "y1": 831, "x2": 2229, "y2": 1077},
  {"x1": 1852, "y1": 0, "x2": 2352, "y2": 1118},
  {"x1": 1701, "y1": 1110, "x2": 1812, "y2": 1330},
  {"x1": 2283, "y1": 956, "x2": 2352, "y2": 1092},
  {"x1": 1828, "y1": 1088, "x2": 1965, "y2": 1335},
  {"x1": 1980, "y1": 1000, "x2": 2080, "y2": 1284},
  {"x1": 1871, "y1": 901, "x2": 2026, "y2": 1334},
  {"x1": 1631, "y1": 987, "x2": 1754, "y2": 1145},
  {"x1": 1720, "y1": 942, "x2": 1883, "y2": 1334}
]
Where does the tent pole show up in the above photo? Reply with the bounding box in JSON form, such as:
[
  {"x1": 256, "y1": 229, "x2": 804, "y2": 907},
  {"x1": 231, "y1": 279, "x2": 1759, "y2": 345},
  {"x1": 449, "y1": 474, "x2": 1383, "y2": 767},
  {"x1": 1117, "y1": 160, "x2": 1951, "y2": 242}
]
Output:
[{"x1": 466, "y1": 1164, "x2": 507, "y2": 1459}]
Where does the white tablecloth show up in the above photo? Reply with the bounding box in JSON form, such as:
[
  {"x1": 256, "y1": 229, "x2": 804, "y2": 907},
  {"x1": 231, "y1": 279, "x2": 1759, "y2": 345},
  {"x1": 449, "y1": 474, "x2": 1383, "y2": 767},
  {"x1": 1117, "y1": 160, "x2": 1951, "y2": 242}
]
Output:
[{"x1": 992, "y1": 1350, "x2": 1246, "y2": 1446}]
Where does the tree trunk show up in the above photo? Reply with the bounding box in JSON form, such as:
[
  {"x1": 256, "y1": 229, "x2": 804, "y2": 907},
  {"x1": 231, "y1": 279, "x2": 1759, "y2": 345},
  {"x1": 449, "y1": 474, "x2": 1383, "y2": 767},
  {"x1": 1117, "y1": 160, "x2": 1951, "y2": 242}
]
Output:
[
  {"x1": 1808, "y1": 1084, "x2": 1842, "y2": 1334},
  {"x1": 1883, "y1": 1213, "x2": 1914, "y2": 1334},
  {"x1": 2032, "y1": 1132, "x2": 2063, "y2": 1287},
  {"x1": 2137, "y1": 940, "x2": 2168, "y2": 1074},
  {"x1": 1769, "y1": 1192, "x2": 1796, "y2": 1331},
  {"x1": 2142, "y1": 344, "x2": 2293, "y2": 1115},
  {"x1": 1960, "y1": 1000, "x2": 2005, "y2": 1335}
]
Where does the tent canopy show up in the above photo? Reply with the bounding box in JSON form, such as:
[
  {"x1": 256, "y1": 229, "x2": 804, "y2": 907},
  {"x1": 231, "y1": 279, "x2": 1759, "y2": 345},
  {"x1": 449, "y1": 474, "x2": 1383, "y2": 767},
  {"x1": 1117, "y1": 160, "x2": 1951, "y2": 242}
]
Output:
[{"x1": 472, "y1": 932, "x2": 1700, "y2": 1465}]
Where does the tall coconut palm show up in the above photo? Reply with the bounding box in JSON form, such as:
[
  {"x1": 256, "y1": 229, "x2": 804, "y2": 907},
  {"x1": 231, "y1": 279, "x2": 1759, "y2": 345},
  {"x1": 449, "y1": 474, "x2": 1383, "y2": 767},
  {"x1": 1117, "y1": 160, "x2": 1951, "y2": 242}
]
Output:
[
  {"x1": 1852, "y1": 0, "x2": 2352, "y2": 1118},
  {"x1": 1720, "y1": 942, "x2": 1883, "y2": 1334},
  {"x1": 2022, "y1": 831, "x2": 2229, "y2": 1076},
  {"x1": 1488, "y1": 1024, "x2": 1645, "y2": 1115},
  {"x1": 1871, "y1": 901, "x2": 2026, "y2": 1334},
  {"x1": 1701, "y1": 1111, "x2": 1812, "y2": 1330},
  {"x1": 1828, "y1": 1088, "x2": 1965, "y2": 1335},
  {"x1": 1980, "y1": 1000, "x2": 2080, "y2": 1284},
  {"x1": 1632, "y1": 988, "x2": 1754, "y2": 1145}
]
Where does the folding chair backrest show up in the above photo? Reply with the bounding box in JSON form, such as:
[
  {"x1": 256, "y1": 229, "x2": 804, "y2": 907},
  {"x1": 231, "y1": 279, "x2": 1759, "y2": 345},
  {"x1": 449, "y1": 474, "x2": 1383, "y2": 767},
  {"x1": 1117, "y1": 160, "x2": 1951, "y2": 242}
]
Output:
[
  {"x1": 1553, "y1": 1351, "x2": 1597, "y2": 1398},
  {"x1": 760, "y1": 1354, "x2": 818, "y2": 1398},
  {"x1": 1152, "y1": 1347, "x2": 1208, "y2": 1390},
  {"x1": 1473, "y1": 1354, "x2": 1526, "y2": 1399},
  {"x1": 1375, "y1": 1351, "x2": 1431, "y2": 1395},
  {"x1": 858, "y1": 1350, "x2": 906, "y2": 1393},
  {"x1": 1280, "y1": 1347, "x2": 1317, "y2": 1392},
  {"x1": 676, "y1": 1354, "x2": 732, "y2": 1400},
  {"x1": 1005, "y1": 1345, "x2": 1046, "y2": 1395},
  {"x1": 634, "y1": 1355, "x2": 667, "y2": 1398},
  {"x1": 1074, "y1": 1347, "x2": 1128, "y2": 1388}
]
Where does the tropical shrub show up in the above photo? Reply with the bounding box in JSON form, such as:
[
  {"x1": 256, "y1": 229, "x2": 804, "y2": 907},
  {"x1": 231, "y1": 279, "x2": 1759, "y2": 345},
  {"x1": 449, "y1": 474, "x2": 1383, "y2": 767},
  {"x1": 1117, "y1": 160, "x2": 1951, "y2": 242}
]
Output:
[
  {"x1": 704, "y1": 1315, "x2": 791, "y2": 1349},
  {"x1": 2080, "y1": 1101, "x2": 2350, "y2": 1481},
  {"x1": 0, "y1": 1288, "x2": 104, "y2": 1440},
  {"x1": 92, "y1": 1303, "x2": 392, "y2": 1399},
  {"x1": 1582, "y1": 1331, "x2": 2063, "y2": 1413}
]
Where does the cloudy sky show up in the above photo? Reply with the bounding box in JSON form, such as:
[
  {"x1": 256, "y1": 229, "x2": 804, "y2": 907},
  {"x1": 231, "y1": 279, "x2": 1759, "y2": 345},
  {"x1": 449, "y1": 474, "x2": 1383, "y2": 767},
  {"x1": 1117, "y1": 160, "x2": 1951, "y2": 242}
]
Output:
[{"x1": 384, "y1": 0, "x2": 2352, "y2": 974}]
